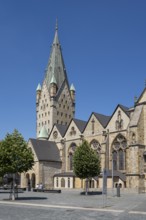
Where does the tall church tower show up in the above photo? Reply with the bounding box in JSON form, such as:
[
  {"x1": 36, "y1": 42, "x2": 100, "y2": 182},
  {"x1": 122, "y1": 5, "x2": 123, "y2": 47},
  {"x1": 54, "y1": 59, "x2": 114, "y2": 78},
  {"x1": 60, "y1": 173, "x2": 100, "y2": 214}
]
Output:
[{"x1": 36, "y1": 22, "x2": 75, "y2": 138}]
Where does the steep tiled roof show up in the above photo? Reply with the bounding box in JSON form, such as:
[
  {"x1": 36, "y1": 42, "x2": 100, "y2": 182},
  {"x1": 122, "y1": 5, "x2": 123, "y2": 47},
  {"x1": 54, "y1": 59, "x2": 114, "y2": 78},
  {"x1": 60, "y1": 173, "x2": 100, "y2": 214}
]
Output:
[
  {"x1": 118, "y1": 104, "x2": 130, "y2": 117},
  {"x1": 56, "y1": 124, "x2": 68, "y2": 136},
  {"x1": 30, "y1": 139, "x2": 61, "y2": 162},
  {"x1": 93, "y1": 112, "x2": 111, "y2": 128},
  {"x1": 73, "y1": 119, "x2": 87, "y2": 133}
]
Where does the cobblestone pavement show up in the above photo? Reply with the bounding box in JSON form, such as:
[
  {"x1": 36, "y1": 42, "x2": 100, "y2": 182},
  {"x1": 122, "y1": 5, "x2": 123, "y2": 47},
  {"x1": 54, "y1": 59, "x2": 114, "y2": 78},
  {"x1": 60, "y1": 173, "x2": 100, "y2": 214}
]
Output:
[{"x1": 0, "y1": 189, "x2": 146, "y2": 219}]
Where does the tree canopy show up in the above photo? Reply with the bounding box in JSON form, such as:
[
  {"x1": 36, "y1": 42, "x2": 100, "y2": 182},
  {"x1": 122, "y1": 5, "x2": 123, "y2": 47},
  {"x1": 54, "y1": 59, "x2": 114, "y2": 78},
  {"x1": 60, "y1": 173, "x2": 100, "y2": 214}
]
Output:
[
  {"x1": 73, "y1": 140, "x2": 101, "y2": 179},
  {"x1": 0, "y1": 129, "x2": 34, "y2": 177}
]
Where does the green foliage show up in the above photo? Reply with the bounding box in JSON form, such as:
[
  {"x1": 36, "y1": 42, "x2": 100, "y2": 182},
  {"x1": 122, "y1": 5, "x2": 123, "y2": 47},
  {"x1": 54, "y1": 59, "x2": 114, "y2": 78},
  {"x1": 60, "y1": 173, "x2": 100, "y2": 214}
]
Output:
[
  {"x1": 0, "y1": 129, "x2": 34, "y2": 176},
  {"x1": 73, "y1": 140, "x2": 101, "y2": 179}
]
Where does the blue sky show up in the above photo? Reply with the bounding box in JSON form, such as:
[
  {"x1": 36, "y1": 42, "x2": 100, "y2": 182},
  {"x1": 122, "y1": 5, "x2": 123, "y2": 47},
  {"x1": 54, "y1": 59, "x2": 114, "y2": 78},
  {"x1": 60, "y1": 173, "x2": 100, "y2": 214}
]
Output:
[{"x1": 0, "y1": 0, "x2": 146, "y2": 140}]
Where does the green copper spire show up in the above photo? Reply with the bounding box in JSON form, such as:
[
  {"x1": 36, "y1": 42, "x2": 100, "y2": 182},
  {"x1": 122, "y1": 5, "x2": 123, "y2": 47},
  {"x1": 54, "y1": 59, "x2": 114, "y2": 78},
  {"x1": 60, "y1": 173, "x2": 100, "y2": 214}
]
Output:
[
  {"x1": 38, "y1": 126, "x2": 48, "y2": 140},
  {"x1": 50, "y1": 74, "x2": 57, "y2": 84},
  {"x1": 70, "y1": 83, "x2": 75, "y2": 91},
  {"x1": 36, "y1": 83, "x2": 41, "y2": 91},
  {"x1": 44, "y1": 21, "x2": 70, "y2": 91}
]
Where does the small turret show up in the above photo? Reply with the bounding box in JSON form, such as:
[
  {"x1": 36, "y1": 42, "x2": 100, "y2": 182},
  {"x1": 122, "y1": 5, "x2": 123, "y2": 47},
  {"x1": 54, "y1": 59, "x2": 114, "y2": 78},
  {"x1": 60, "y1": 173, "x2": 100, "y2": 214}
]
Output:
[
  {"x1": 36, "y1": 83, "x2": 41, "y2": 104},
  {"x1": 38, "y1": 126, "x2": 48, "y2": 140},
  {"x1": 50, "y1": 75, "x2": 57, "y2": 97},
  {"x1": 70, "y1": 83, "x2": 75, "y2": 103}
]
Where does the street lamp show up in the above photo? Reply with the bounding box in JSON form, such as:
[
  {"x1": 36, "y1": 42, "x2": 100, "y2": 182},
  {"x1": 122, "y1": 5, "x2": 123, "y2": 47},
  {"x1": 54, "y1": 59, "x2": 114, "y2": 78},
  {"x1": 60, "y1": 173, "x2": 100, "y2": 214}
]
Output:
[{"x1": 111, "y1": 155, "x2": 114, "y2": 196}]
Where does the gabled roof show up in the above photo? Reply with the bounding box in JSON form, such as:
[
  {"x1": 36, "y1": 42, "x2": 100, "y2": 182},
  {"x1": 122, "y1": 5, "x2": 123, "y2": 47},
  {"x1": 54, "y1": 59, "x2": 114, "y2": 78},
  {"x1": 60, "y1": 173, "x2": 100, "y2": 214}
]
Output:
[
  {"x1": 106, "y1": 104, "x2": 130, "y2": 127},
  {"x1": 136, "y1": 87, "x2": 146, "y2": 104},
  {"x1": 73, "y1": 118, "x2": 87, "y2": 133},
  {"x1": 93, "y1": 112, "x2": 111, "y2": 128},
  {"x1": 56, "y1": 124, "x2": 68, "y2": 137},
  {"x1": 118, "y1": 104, "x2": 130, "y2": 117},
  {"x1": 29, "y1": 138, "x2": 61, "y2": 162},
  {"x1": 63, "y1": 118, "x2": 87, "y2": 137}
]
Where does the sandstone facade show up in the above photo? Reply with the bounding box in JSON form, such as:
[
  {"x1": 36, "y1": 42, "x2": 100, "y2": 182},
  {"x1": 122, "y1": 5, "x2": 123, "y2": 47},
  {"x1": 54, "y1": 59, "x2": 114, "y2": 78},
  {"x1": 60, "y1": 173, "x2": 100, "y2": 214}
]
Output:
[{"x1": 21, "y1": 23, "x2": 146, "y2": 191}]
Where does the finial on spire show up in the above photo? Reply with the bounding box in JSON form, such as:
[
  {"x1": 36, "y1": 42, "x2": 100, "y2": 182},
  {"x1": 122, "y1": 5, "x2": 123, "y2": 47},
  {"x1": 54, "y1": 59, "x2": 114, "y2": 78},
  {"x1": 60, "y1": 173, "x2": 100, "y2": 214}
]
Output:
[{"x1": 55, "y1": 18, "x2": 58, "y2": 31}]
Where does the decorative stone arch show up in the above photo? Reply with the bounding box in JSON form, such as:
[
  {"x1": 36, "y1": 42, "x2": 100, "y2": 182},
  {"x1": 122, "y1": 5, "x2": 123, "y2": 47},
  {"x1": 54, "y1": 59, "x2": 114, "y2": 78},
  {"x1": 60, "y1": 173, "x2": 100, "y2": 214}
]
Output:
[
  {"x1": 61, "y1": 178, "x2": 65, "y2": 188},
  {"x1": 111, "y1": 134, "x2": 127, "y2": 171},
  {"x1": 90, "y1": 139, "x2": 101, "y2": 154},
  {"x1": 68, "y1": 142, "x2": 77, "y2": 170}
]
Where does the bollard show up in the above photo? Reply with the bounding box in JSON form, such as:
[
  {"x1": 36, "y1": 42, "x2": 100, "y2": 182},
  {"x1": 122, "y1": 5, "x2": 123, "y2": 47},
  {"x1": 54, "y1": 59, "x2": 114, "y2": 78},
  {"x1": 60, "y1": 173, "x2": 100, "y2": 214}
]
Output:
[{"x1": 117, "y1": 185, "x2": 120, "y2": 197}]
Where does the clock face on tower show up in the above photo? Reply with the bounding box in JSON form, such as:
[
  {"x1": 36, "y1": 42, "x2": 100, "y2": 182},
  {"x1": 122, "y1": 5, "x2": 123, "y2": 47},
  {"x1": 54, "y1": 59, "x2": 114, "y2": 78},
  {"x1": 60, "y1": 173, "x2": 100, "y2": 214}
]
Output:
[{"x1": 53, "y1": 131, "x2": 58, "y2": 139}]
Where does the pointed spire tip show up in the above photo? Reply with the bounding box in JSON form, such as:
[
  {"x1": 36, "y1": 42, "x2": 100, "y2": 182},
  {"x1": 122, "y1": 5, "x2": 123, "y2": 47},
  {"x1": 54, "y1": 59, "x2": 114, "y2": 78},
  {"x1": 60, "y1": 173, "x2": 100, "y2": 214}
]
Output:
[{"x1": 55, "y1": 18, "x2": 58, "y2": 31}]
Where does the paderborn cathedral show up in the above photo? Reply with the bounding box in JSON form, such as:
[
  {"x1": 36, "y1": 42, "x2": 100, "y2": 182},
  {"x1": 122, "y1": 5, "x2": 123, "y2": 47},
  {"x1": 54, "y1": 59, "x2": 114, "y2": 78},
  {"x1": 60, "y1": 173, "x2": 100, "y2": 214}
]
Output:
[{"x1": 21, "y1": 22, "x2": 146, "y2": 191}]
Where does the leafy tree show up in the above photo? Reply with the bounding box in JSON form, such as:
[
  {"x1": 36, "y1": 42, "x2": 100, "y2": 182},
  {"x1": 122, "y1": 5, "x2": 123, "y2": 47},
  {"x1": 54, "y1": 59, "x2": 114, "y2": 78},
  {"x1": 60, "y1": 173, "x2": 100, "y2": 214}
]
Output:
[
  {"x1": 0, "y1": 129, "x2": 34, "y2": 200},
  {"x1": 73, "y1": 140, "x2": 101, "y2": 195}
]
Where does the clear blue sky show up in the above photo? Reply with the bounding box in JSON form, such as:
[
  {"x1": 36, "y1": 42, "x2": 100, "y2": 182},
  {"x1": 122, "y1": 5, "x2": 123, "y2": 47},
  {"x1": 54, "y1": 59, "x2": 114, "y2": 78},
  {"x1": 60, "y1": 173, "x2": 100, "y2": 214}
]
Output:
[{"x1": 0, "y1": 0, "x2": 146, "y2": 140}]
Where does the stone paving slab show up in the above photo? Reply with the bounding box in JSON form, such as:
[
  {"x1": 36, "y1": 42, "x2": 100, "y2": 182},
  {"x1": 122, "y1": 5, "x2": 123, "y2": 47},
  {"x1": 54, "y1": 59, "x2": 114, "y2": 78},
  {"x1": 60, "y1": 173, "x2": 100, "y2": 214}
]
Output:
[{"x1": 0, "y1": 189, "x2": 146, "y2": 220}]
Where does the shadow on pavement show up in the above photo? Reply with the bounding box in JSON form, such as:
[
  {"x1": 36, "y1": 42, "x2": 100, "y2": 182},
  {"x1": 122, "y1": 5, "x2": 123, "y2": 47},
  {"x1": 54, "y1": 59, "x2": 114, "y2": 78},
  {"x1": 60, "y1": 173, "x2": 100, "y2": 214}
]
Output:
[
  {"x1": 80, "y1": 191, "x2": 102, "y2": 195},
  {"x1": 16, "y1": 197, "x2": 48, "y2": 200}
]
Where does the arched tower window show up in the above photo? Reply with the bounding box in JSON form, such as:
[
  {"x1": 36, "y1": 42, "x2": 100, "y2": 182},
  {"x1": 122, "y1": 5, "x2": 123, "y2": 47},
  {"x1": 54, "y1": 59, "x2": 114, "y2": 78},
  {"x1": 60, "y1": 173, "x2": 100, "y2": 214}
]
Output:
[
  {"x1": 68, "y1": 143, "x2": 76, "y2": 170},
  {"x1": 112, "y1": 134, "x2": 127, "y2": 171}
]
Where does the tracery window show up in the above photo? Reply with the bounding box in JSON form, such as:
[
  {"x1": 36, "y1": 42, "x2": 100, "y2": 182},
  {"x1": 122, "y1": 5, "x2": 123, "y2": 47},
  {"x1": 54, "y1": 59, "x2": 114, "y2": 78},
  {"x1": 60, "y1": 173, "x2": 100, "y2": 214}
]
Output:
[
  {"x1": 112, "y1": 134, "x2": 127, "y2": 170},
  {"x1": 90, "y1": 140, "x2": 101, "y2": 154}
]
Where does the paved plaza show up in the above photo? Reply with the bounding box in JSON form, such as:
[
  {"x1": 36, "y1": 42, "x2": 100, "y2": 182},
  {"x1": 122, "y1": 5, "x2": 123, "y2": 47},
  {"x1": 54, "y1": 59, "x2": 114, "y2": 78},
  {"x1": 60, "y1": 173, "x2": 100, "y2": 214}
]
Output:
[{"x1": 0, "y1": 189, "x2": 146, "y2": 219}]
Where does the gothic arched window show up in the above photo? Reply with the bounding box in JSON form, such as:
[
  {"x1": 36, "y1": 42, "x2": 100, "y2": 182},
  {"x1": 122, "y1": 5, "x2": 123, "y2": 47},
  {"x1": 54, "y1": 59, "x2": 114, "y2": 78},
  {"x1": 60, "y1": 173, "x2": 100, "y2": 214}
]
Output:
[
  {"x1": 68, "y1": 143, "x2": 76, "y2": 170},
  {"x1": 112, "y1": 134, "x2": 127, "y2": 171}
]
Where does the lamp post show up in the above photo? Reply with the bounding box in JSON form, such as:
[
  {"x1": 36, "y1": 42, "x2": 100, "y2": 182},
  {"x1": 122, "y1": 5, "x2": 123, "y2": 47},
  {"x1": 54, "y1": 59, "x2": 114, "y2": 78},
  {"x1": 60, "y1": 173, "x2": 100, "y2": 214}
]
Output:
[{"x1": 112, "y1": 156, "x2": 114, "y2": 196}]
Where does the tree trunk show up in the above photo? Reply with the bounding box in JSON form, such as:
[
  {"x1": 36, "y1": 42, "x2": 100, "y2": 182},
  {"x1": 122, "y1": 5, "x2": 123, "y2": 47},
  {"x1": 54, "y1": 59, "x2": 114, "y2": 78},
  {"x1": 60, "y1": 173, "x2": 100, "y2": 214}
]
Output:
[
  {"x1": 12, "y1": 173, "x2": 15, "y2": 201},
  {"x1": 85, "y1": 178, "x2": 88, "y2": 195}
]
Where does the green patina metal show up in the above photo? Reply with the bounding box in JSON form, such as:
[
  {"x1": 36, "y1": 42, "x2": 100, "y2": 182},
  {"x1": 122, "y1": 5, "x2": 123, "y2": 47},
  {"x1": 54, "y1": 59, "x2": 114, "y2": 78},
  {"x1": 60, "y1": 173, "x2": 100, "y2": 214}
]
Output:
[
  {"x1": 70, "y1": 83, "x2": 75, "y2": 91},
  {"x1": 38, "y1": 126, "x2": 48, "y2": 139},
  {"x1": 36, "y1": 83, "x2": 41, "y2": 91},
  {"x1": 44, "y1": 21, "x2": 69, "y2": 91},
  {"x1": 50, "y1": 74, "x2": 57, "y2": 85}
]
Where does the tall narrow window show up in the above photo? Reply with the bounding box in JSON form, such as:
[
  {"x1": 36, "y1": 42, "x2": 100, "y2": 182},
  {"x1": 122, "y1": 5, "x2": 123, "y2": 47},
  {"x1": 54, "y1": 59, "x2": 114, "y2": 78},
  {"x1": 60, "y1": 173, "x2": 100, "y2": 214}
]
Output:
[
  {"x1": 113, "y1": 151, "x2": 117, "y2": 170},
  {"x1": 119, "y1": 149, "x2": 124, "y2": 170},
  {"x1": 112, "y1": 134, "x2": 127, "y2": 171},
  {"x1": 69, "y1": 153, "x2": 73, "y2": 170},
  {"x1": 91, "y1": 118, "x2": 95, "y2": 134}
]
